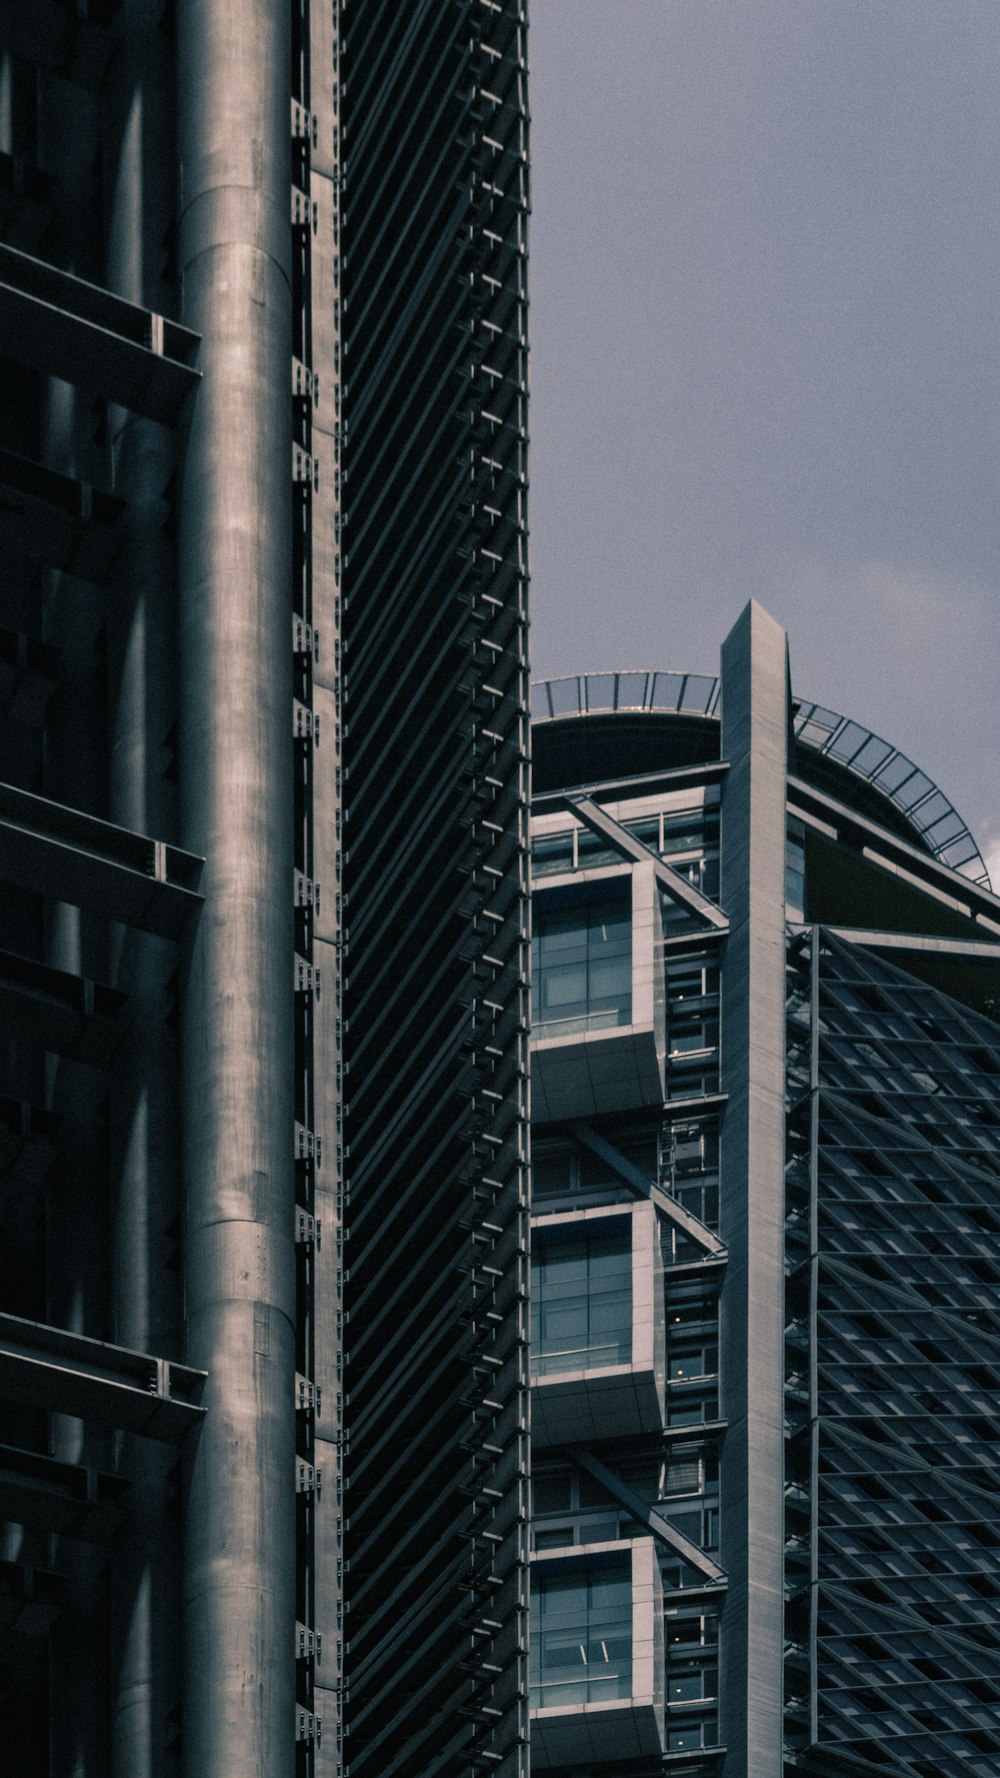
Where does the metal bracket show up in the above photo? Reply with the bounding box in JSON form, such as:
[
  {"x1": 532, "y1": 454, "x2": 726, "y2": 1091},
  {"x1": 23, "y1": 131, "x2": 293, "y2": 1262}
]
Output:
[
  {"x1": 296, "y1": 1621, "x2": 323, "y2": 1661},
  {"x1": 295, "y1": 1458, "x2": 321, "y2": 1496},
  {"x1": 293, "y1": 700, "x2": 320, "y2": 745},
  {"x1": 568, "y1": 1445, "x2": 726, "y2": 1587},
  {"x1": 291, "y1": 100, "x2": 318, "y2": 149},
  {"x1": 291, "y1": 185, "x2": 317, "y2": 234},
  {"x1": 294, "y1": 953, "x2": 317, "y2": 997},
  {"x1": 295, "y1": 1706, "x2": 322, "y2": 1744},
  {"x1": 292, "y1": 444, "x2": 319, "y2": 491},
  {"x1": 294, "y1": 1123, "x2": 321, "y2": 1166},
  {"x1": 293, "y1": 870, "x2": 316, "y2": 911},
  {"x1": 292, "y1": 356, "x2": 315, "y2": 404},
  {"x1": 292, "y1": 615, "x2": 319, "y2": 661},
  {"x1": 295, "y1": 1373, "x2": 321, "y2": 1415},
  {"x1": 294, "y1": 1206, "x2": 321, "y2": 1249}
]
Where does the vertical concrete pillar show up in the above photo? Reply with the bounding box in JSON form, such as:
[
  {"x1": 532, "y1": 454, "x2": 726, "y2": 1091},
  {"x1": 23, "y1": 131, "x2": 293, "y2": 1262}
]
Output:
[
  {"x1": 718, "y1": 600, "x2": 788, "y2": 1777},
  {"x1": 104, "y1": 10, "x2": 182, "y2": 1775},
  {"x1": 176, "y1": 3, "x2": 296, "y2": 1773},
  {"x1": 304, "y1": 1, "x2": 345, "y2": 1766}
]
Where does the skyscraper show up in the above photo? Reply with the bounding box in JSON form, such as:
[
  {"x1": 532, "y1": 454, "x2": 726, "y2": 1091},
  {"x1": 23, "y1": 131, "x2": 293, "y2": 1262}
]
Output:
[
  {"x1": 0, "y1": 4, "x2": 529, "y2": 1776},
  {"x1": 528, "y1": 603, "x2": 1000, "y2": 1778}
]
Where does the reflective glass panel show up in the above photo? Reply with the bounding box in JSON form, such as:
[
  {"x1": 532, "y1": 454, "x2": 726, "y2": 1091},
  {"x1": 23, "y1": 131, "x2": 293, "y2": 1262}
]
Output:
[
  {"x1": 531, "y1": 1227, "x2": 632, "y2": 1376},
  {"x1": 532, "y1": 897, "x2": 631, "y2": 1037},
  {"x1": 530, "y1": 1565, "x2": 632, "y2": 1708}
]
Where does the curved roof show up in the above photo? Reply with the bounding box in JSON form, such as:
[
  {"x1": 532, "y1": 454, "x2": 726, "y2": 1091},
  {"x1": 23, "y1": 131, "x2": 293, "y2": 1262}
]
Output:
[{"x1": 531, "y1": 670, "x2": 990, "y2": 890}]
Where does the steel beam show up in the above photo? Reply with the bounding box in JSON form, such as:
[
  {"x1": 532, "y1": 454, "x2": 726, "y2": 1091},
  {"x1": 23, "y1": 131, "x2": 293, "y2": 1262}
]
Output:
[
  {"x1": 0, "y1": 1313, "x2": 205, "y2": 1441},
  {"x1": 570, "y1": 794, "x2": 729, "y2": 930},
  {"x1": 0, "y1": 1443, "x2": 126, "y2": 1544},
  {"x1": 568, "y1": 1120, "x2": 727, "y2": 1258},
  {"x1": 0, "y1": 447, "x2": 124, "y2": 584},
  {"x1": 568, "y1": 1445, "x2": 726, "y2": 1587},
  {"x1": 0, "y1": 779, "x2": 202, "y2": 936},
  {"x1": 787, "y1": 773, "x2": 1000, "y2": 928},
  {"x1": 0, "y1": 241, "x2": 200, "y2": 423},
  {"x1": 0, "y1": 947, "x2": 123, "y2": 1065}
]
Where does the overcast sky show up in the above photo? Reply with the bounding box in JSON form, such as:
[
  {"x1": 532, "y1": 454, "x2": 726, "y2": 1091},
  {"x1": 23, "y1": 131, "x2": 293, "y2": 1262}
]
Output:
[{"x1": 529, "y1": 1, "x2": 1000, "y2": 880}]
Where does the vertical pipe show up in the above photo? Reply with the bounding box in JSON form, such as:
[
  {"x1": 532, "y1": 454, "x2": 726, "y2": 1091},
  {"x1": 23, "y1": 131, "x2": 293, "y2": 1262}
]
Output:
[
  {"x1": 103, "y1": 9, "x2": 182, "y2": 1776},
  {"x1": 176, "y1": 2, "x2": 296, "y2": 1773},
  {"x1": 39, "y1": 65, "x2": 110, "y2": 1759}
]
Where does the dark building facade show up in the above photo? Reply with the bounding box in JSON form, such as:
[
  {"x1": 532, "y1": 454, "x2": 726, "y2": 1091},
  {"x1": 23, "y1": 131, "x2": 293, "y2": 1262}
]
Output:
[
  {"x1": 527, "y1": 603, "x2": 1000, "y2": 1778},
  {"x1": 0, "y1": 5, "x2": 529, "y2": 1777}
]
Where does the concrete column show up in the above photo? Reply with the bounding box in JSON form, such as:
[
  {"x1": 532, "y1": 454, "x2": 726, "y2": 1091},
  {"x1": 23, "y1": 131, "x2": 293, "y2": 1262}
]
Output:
[
  {"x1": 305, "y1": 1, "x2": 345, "y2": 1765},
  {"x1": 176, "y1": 3, "x2": 296, "y2": 1773},
  {"x1": 103, "y1": 10, "x2": 182, "y2": 1776},
  {"x1": 718, "y1": 601, "x2": 788, "y2": 1778}
]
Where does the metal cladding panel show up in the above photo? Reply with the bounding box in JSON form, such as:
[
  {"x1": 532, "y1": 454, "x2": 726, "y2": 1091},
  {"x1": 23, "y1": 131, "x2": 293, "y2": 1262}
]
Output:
[
  {"x1": 340, "y1": 4, "x2": 530, "y2": 1775},
  {"x1": 718, "y1": 601, "x2": 787, "y2": 1778},
  {"x1": 785, "y1": 928, "x2": 1000, "y2": 1775}
]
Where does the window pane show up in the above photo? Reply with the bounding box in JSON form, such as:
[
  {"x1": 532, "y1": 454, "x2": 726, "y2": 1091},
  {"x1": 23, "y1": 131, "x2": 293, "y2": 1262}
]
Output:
[
  {"x1": 530, "y1": 1565, "x2": 633, "y2": 1708},
  {"x1": 532, "y1": 832, "x2": 574, "y2": 876},
  {"x1": 533, "y1": 896, "x2": 633, "y2": 1036},
  {"x1": 531, "y1": 1227, "x2": 632, "y2": 1376}
]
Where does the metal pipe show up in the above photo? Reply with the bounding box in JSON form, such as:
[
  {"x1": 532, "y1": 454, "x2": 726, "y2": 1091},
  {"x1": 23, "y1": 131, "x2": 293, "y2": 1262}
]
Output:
[
  {"x1": 176, "y1": 1, "x2": 296, "y2": 1772},
  {"x1": 39, "y1": 73, "x2": 110, "y2": 1775},
  {"x1": 103, "y1": 9, "x2": 182, "y2": 1775}
]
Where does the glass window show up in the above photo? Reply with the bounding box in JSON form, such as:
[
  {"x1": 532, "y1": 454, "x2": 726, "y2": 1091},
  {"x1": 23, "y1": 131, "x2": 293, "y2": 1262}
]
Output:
[
  {"x1": 669, "y1": 1020, "x2": 715, "y2": 1056},
  {"x1": 534, "y1": 1469, "x2": 573, "y2": 1514},
  {"x1": 660, "y1": 889, "x2": 702, "y2": 936},
  {"x1": 661, "y1": 809, "x2": 720, "y2": 855},
  {"x1": 668, "y1": 1671, "x2": 707, "y2": 1703},
  {"x1": 531, "y1": 1226, "x2": 632, "y2": 1377},
  {"x1": 786, "y1": 817, "x2": 806, "y2": 918},
  {"x1": 532, "y1": 831, "x2": 575, "y2": 877},
  {"x1": 532, "y1": 895, "x2": 631, "y2": 1038},
  {"x1": 668, "y1": 1723, "x2": 711, "y2": 1752},
  {"x1": 624, "y1": 814, "x2": 661, "y2": 851},
  {"x1": 530, "y1": 1566, "x2": 632, "y2": 1709},
  {"x1": 673, "y1": 1178, "x2": 719, "y2": 1227},
  {"x1": 535, "y1": 1526, "x2": 574, "y2": 1552},
  {"x1": 578, "y1": 1516, "x2": 621, "y2": 1545},
  {"x1": 533, "y1": 1149, "x2": 574, "y2": 1200},
  {"x1": 577, "y1": 829, "x2": 624, "y2": 871}
]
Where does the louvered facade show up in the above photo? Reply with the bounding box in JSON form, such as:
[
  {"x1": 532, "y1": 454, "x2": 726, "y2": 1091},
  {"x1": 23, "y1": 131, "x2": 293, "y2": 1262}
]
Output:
[{"x1": 340, "y1": 5, "x2": 530, "y2": 1777}]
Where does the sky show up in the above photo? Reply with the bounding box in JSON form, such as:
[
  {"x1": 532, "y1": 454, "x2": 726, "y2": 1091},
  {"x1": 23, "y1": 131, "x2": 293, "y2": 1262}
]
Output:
[{"x1": 528, "y1": 1, "x2": 1000, "y2": 881}]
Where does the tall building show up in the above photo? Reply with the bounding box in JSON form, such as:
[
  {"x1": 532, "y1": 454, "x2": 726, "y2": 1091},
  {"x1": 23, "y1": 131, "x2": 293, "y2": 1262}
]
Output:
[
  {"x1": 527, "y1": 603, "x2": 1000, "y2": 1778},
  {"x1": 0, "y1": 5, "x2": 529, "y2": 1777}
]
